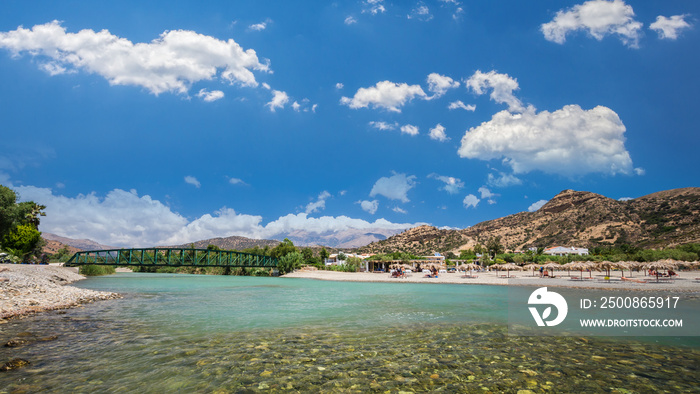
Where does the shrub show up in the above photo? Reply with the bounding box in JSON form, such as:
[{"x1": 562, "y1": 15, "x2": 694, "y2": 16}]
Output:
[{"x1": 80, "y1": 265, "x2": 116, "y2": 276}]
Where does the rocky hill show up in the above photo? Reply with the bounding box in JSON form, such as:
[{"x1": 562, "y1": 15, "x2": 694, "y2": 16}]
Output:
[
  {"x1": 41, "y1": 233, "x2": 114, "y2": 252},
  {"x1": 358, "y1": 187, "x2": 700, "y2": 255},
  {"x1": 167, "y1": 235, "x2": 280, "y2": 251}
]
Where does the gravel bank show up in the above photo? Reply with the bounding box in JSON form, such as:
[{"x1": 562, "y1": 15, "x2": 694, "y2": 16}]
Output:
[{"x1": 0, "y1": 264, "x2": 119, "y2": 320}]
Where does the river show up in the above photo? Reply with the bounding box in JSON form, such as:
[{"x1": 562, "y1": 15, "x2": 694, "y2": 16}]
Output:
[{"x1": 1, "y1": 273, "x2": 698, "y2": 392}]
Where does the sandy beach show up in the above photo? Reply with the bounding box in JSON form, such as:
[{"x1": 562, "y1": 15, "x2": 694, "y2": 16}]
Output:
[
  {"x1": 283, "y1": 268, "x2": 700, "y2": 292},
  {"x1": 0, "y1": 264, "x2": 119, "y2": 320}
]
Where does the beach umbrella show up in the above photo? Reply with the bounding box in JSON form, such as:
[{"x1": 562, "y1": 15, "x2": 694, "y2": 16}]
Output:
[
  {"x1": 523, "y1": 263, "x2": 541, "y2": 276},
  {"x1": 643, "y1": 260, "x2": 679, "y2": 282},
  {"x1": 496, "y1": 262, "x2": 523, "y2": 278},
  {"x1": 561, "y1": 262, "x2": 576, "y2": 277},
  {"x1": 457, "y1": 263, "x2": 480, "y2": 271},
  {"x1": 568, "y1": 261, "x2": 592, "y2": 279},
  {"x1": 541, "y1": 262, "x2": 561, "y2": 277},
  {"x1": 596, "y1": 261, "x2": 616, "y2": 279}
]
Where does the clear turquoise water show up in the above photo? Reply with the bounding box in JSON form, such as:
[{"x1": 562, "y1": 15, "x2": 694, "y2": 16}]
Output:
[{"x1": 1, "y1": 273, "x2": 698, "y2": 393}]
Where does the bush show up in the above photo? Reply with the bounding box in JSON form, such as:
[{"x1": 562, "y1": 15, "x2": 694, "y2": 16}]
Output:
[
  {"x1": 278, "y1": 251, "x2": 303, "y2": 274},
  {"x1": 80, "y1": 265, "x2": 116, "y2": 276}
]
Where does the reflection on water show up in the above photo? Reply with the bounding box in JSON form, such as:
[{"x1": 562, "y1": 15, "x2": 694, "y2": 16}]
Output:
[{"x1": 1, "y1": 274, "x2": 698, "y2": 392}]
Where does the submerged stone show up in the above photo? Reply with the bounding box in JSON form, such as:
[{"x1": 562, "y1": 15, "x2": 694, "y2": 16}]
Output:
[{"x1": 1, "y1": 358, "x2": 30, "y2": 371}]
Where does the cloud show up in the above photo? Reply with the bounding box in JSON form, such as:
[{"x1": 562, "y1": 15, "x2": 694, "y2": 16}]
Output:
[
  {"x1": 370, "y1": 172, "x2": 417, "y2": 203},
  {"x1": 392, "y1": 206, "x2": 407, "y2": 214},
  {"x1": 428, "y1": 173, "x2": 464, "y2": 194},
  {"x1": 0, "y1": 21, "x2": 270, "y2": 95},
  {"x1": 487, "y1": 172, "x2": 522, "y2": 187},
  {"x1": 305, "y1": 191, "x2": 331, "y2": 214},
  {"x1": 466, "y1": 70, "x2": 524, "y2": 112},
  {"x1": 228, "y1": 177, "x2": 246, "y2": 185},
  {"x1": 369, "y1": 121, "x2": 398, "y2": 130},
  {"x1": 463, "y1": 194, "x2": 479, "y2": 209},
  {"x1": 458, "y1": 105, "x2": 635, "y2": 176},
  {"x1": 15, "y1": 185, "x2": 421, "y2": 247},
  {"x1": 426, "y1": 73, "x2": 459, "y2": 97},
  {"x1": 478, "y1": 186, "x2": 498, "y2": 204},
  {"x1": 196, "y1": 89, "x2": 224, "y2": 102},
  {"x1": 650, "y1": 15, "x2": 692, "y2": 40},
  {"x1": 344, "y1": 16, "x2": 358, "y2": 25},
  {"x1": 429, "y1": 124, "x2": 449, "y2": 142},
  {"x1": 408, "y1": 4, "x2": 433, "y2": 21},
  {"x1": 358, "y1": 199, "x2": 379, "y2": 214},
  {"x1": 400, "y1": 124, "x2": 419, "y2": 136},
  {"x1": 340, "y1": 80, "x2": 428, "y2": 112},
  {"x1": 540, "y1": 0, "x2": 643, "y2": 48},
  {"x1": 184, "y1": 176, "x2": 201, "y2": 188},
  {"x1": 335, "y1": 82, "x2": 344, "y2": 89},
  {"x1": 248, "y1": 19, "x2": 272, "y2": 31},
  {"x1": 266, "y1": 90, "x2": 289, "y2": 112},
  {"x1": 363, "y1": 0, "x2": 386, "y2": 15},
  {"x1": 618, "y1": 197, "x2": 633, "y2": 201},
  {"x1": 448, "y1": 100, "x2": 476, "y2": 111},
  {"x1": 528, "y1": 199, "x2": 548, "y2": 212}
]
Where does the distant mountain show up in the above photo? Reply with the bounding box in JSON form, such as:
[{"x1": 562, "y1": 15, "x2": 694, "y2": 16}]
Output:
[
  {"x1": 280, "y1": 227, "x2": 406, "y2": 249},
  {"x1": 166, "y1": 235, "x2": 280, "y2": 250},
  {"x1": 358, "y1": 187, "x2": 700, "y2": 255},
  {"x1": 42, "y1": 233, "x2": 115, "y2": 252}
]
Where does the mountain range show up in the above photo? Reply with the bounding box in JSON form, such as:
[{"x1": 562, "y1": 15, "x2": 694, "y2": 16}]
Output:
[{"x1": 41, "y1": 187, "x2": 699, "y2": 256}]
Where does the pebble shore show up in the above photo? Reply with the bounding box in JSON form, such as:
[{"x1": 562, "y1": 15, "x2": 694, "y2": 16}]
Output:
[{"x1": 0, "y1": 264, "x2": 119, "y2": 320}]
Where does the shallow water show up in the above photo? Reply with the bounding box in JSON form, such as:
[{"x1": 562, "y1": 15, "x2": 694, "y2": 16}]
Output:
[{"x1": 1, "y1": 273, "x2": 698, "y2": 393}]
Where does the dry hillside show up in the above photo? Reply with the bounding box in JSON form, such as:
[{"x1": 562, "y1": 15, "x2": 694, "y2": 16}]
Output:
[{"x1": 358, "y1": 188, "x2": 700, "y2": 255}]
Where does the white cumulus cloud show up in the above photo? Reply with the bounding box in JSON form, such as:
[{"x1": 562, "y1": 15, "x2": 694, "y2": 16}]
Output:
[
  {"x1": 369, "y1": 121, "x2": 398, "y2": 130},
  {"x1": 458, "y1": 105, "x2": 635, "y2": 176},
  {"x1": 541, "y1": 0, "x2": 643, "y2": 48},
  {"x1": 448, "y1": 100, "x2": 476, "y2": 111},
  {"x1": 196, "y1": 89, "x2": 224, "y2": 102},
  {"x1": 650, "y1": 15, "x2": 692, "y2": 40},
  {"x1": 340, "y1": 80, "x2": 427, "y2": 112},
  {"x1": 358, "y1": 200, "x2": 379, "y2": 214},
  {"x1": 370, "y1": 172, "x2": 417, "y2": 203},
  {"x1": 427, "y1": 73, "x2": 459, "y2": 97},
  {"x1": 184, "y1": 176, "x2": 201, "y2": 188},
  {"x1": 478, "y1": 186, "x2": 498, "y2": 204},
  {"x1": 463, "y1": 194, "x2": 480, "y2": 209},
  {"x1": 428, "y1": 173, "x2": 464, "y2": 194},
  {"x1": 487, "y1": 172, "x2": 522, "y2": 187},
  {"x1": 15, "y1": 185, "x2": 421, "y2": 247},
  {"x1": 429, "y1": 124, "x2": 449, "y2": 142},
  {"x1": 400, "y1": 124, "x2": 419, "y2": 136},
  {"x1": 266, "y1": 90, "x2": 289, "y2": 112},
  {"x1": 0, "y1": 21, "x2": 270, "y2": 95},
  {"x1": 466, "y1": 70, "x2": 524, "y2": 112},
  {"x1": 305, "y1": 191, "x2": 331, "y2": 214}
]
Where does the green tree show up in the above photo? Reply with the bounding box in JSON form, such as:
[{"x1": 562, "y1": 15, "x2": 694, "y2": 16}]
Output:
[
  {"x1": 486, "y1": 237, "x2": 504, "y2": 258},
  {"x1": 319, "y1": 247, "x2": 329, "y2": 262},
  {"x1": 337, "y1": 252, "x2": 347, "y2": 261},
  {"x1": 206, "y1": 244, "x2": 221, "y2": 251},
  {"x1": 3, "y1": 224, "x2": 42, "y2": 258},
  {"x1": 270, "y1": 238, "x2": 297, "y2": 259}
]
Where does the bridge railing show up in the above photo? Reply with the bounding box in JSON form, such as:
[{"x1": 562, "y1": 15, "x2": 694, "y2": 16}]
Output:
[{"x1": 65, "y1": 248, "x2": 278, "y2": 268}]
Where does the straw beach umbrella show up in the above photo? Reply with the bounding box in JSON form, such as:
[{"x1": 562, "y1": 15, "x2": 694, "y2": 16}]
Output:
[
  {"x1": 495, "y1": 263, "x2": 522, "y2": 278},
  {"x1": 523, "y1": 263, "x2": 540, "y2": 277},
  {"x1": 542, "y1": 262, "x2": 561, "y2": 277},
  {"x1": 569, "y1": 261, "x2": 594, "y2": 279},
  {"x1": 643, "y1": 260, "x2": 679, "y2": 282}
]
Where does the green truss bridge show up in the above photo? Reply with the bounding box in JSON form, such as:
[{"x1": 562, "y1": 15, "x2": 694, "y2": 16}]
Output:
[{"x1": 65, "y1": 248, "x2": 279, "y2": 269}]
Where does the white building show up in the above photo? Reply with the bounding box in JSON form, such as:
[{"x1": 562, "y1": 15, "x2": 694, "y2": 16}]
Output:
[{"x1": 543, "y1": 246, "x2": 589, "y2": 256}]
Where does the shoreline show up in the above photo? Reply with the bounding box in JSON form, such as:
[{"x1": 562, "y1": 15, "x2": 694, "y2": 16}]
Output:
[
  {"x1": 283, "y1": 269, "x2": 700, "y2": 293},
  {"x1": 0, "y1": 264, "x2": 120, "y2": 321}
]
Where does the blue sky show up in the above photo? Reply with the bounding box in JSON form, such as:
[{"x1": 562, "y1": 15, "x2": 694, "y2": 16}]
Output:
[{"x1": 1, "y1": 0, "x2": 698, "y2": 247}]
